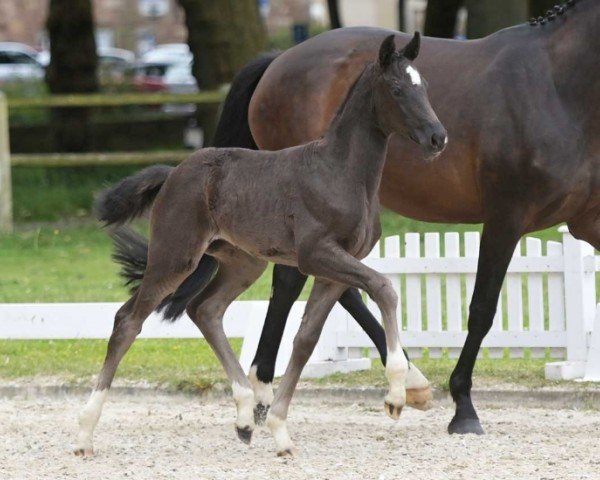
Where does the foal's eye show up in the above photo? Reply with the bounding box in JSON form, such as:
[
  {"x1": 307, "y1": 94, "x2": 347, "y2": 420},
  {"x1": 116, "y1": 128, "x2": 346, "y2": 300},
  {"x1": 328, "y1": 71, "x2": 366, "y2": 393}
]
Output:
[{"x1": 392, "y1": 86, "x2": 403, "y2": 97}]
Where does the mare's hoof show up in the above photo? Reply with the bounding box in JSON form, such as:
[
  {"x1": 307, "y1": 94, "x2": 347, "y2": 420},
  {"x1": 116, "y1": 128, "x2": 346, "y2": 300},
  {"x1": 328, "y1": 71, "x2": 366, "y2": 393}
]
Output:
[
  {"x1": 254, "y1": 402, "x2": 270, "y2": 426},
  {"x1": 406, "y1": 386, "x2": 434, "y2": 411},
  {"x1": 384, "y1": 401, "x2": 403, "y2": 420},
  {"x1": 73, "y1": 447, "x2": 94, "y2": 457},
  {"x1": 448, "y1": 416, "x2": 484, "y2": 435},
  {"x1": 277, "y1": 447, "x2": 298, "y2": 458},
  {"x1": 236, "y1": 425, "x2": 253, "y2": 445}
]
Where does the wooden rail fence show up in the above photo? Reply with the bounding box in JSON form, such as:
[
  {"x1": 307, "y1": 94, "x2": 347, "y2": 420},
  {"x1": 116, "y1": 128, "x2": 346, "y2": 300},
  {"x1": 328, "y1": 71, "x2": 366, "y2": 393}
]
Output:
[{"x1": 0, "y1": 90, "x2": 226, "y2": 232}]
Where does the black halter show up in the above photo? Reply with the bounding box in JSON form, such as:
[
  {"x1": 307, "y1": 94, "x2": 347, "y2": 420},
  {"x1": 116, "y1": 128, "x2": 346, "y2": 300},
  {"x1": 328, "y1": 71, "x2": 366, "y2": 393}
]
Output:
[{"x1": 529, "y1": 0, "x2": 576, "y2": 26}]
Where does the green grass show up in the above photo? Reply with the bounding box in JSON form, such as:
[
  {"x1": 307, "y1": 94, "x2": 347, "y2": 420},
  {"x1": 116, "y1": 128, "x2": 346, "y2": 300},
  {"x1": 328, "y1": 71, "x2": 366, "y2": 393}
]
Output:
[
  {"x1": 12, "y1": 166, "x2": 145, "y2": 221},
  {"x1": 0, "y1": 211, "x2": 566, "y2": 303},
  {"x1": 0, "y1": 338, "x2": 572, "y2": 391},
  {"x1": 0, "y1": 338, "x2": 241, "y2": 392}
]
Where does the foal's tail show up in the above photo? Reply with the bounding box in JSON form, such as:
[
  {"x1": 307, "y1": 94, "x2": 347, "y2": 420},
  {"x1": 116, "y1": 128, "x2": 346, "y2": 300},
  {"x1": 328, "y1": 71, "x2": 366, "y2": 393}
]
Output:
[{"x1": 95, "y1": 164, "x2": 173, "y2": 226}]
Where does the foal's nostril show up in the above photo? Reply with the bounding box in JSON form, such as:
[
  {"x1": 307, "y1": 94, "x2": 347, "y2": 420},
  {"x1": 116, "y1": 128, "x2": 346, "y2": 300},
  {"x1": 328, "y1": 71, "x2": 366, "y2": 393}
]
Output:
[{"x1": 431, "y1": 133, "x2": 447, "y2": 151}]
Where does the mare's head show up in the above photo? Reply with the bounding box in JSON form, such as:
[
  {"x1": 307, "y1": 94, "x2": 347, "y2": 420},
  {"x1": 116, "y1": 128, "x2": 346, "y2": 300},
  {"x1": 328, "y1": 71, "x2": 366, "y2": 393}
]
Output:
[{"x1": 374, "y1": 33, "x2": 447, "y2": 160}]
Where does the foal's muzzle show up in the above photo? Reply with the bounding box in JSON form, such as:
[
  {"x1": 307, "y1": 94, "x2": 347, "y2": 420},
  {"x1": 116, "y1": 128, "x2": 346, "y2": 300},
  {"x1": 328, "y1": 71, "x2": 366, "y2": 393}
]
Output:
[{"x1": 412, "y1": 124, "x2": 447, "y2": 160}]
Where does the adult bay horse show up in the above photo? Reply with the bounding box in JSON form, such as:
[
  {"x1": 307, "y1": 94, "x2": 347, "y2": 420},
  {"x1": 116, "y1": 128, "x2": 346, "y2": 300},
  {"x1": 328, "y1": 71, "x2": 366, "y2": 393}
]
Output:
[
  {"x1": 76, "y1": 34, "x2": 446, "y2": 457},
  {"x1": 243, "y1": 0, "x2": 600, "y2": 436}
]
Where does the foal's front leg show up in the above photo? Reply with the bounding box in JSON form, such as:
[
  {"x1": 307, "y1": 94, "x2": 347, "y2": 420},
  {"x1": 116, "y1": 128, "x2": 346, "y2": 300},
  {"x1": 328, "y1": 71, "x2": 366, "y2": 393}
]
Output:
[
  {"x1": 299, "y1": 245, "x2": 409, "y2": 419},
  {"x1": 266, "y1": 279, "x2": 346, "y2": 456}
]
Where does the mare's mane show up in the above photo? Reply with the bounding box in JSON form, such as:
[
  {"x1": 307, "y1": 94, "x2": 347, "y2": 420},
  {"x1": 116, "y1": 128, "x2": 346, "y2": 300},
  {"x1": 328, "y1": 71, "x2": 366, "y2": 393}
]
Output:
[{"x1": 528, "y1": 0, "x2": 585, "y2": 27}]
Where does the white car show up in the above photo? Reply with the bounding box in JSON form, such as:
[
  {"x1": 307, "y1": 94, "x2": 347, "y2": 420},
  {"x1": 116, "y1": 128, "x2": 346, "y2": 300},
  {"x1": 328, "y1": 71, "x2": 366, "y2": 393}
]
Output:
[
  {"x1": 0, "y1": 42, "x2": 44, "y2": 83},
  {"x1": 141, "y1": 43, "x2": 192, "y2": 65}
]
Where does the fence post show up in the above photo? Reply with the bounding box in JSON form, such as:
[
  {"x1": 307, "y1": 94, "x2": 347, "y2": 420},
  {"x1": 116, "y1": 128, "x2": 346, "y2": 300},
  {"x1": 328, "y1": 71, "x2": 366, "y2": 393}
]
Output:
[
  {"x1": 546, "y1": 226, "x2": 596, "y2": 380},
  {"x1": 0, "y1": 92, "x2": 13, "y2": 233}
]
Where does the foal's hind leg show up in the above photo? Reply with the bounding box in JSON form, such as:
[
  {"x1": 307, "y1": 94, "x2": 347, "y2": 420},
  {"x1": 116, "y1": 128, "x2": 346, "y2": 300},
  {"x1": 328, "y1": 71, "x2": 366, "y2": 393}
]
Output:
[
  {"x1": 186, "y1": 244, "x2": 267, "y2": 444},
  {"x1": 74, "y1": 232, "x2": 208, "y2": 455},
  {"x1": 74, "y1": 267, "x2": 198, "y2": 455}
]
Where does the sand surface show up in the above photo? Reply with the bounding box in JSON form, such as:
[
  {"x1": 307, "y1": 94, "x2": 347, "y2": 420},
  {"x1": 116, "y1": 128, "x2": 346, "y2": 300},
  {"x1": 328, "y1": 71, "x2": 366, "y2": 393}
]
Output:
[{"x1": 1, "y1": 393, "x2": 599, "y2": 480}]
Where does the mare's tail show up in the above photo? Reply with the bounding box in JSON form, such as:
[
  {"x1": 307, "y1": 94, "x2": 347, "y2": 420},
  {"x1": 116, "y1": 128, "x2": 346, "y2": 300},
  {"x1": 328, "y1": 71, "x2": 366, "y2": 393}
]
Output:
[{"x1": 100, "y1": 53, "x2": 279, "y2": 321}]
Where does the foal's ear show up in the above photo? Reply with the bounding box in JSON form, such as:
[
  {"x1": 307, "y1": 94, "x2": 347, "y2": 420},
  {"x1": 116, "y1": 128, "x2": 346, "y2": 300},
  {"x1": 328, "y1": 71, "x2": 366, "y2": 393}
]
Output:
[
  {"x1": 400, "y1": 31, "x2": 421, "y2": 61},
  {"x1": 378, "y1": 34, "x2": 396, "y2": 69}
]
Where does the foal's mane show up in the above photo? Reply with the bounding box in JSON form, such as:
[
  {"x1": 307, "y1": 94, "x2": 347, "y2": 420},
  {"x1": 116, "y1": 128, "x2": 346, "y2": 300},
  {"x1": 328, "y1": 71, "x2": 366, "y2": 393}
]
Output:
[
  {"x1": 528, "y1": 0, "x2": 585, "y2": 27},
  {"x1": 325, "y1": 62, "x2": 376, "y2": 136}
]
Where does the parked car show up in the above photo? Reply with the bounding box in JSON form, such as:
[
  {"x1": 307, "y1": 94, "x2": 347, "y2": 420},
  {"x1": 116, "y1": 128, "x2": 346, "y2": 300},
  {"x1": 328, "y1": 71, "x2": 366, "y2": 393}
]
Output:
[
  {"x1": 141, "y1": 43, "x2": 193, "y2": 65},
  {"x1": 133, "y1": 61, "x2": 197, "y2": 94},
  {"x1": 133, "y1": 61, "x2": 198, "y2": 114},
  {"x1": 0, "y1": 42, "x2": 44, "y2": 83}
]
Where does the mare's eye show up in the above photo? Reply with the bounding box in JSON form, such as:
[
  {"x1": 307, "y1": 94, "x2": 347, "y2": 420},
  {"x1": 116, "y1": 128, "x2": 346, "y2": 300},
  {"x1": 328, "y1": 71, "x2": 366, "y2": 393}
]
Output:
[{"x1": 392, "y1": 86, "x2": 403, "y2": 97}]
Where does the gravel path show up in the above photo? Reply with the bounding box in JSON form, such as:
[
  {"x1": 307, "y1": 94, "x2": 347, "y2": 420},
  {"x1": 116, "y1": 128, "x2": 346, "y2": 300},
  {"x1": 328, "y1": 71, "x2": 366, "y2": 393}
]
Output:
[{"x1": 1, "y1": 393, "x2": 599, "y2": 480}]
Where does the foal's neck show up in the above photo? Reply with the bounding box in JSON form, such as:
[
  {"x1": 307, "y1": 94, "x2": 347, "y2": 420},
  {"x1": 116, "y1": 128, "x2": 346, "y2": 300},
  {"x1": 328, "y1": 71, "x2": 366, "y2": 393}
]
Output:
[{"x1": 322, "y1": 65, "x2": 389, "y2": 197}]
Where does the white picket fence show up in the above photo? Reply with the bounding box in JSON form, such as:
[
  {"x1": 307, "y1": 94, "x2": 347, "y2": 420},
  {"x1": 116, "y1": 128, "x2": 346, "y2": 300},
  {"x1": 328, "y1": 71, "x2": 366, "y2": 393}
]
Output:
[{"x1": 1, "y1": 228, "x2": 599, "y2": 380}]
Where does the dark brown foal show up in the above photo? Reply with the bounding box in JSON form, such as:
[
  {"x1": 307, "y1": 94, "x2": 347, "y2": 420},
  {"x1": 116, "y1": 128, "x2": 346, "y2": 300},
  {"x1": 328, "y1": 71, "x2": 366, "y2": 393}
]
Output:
[{"x1": 75, "y1": 33, "x2": 446, "y2": 457}]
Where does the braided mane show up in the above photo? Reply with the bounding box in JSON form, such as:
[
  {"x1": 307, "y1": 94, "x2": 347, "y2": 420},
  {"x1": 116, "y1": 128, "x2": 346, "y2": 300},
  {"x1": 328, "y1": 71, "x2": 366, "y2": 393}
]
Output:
[{"x1": 529, "y1": 0, "x2": 579, "y2": 26}]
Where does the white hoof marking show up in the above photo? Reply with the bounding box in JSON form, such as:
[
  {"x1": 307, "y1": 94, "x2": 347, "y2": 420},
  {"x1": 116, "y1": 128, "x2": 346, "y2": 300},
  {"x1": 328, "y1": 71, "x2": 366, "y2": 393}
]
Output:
[
  {"x1": 232, "y1": 382, "x2": 255, "y2": 429},
  {"x1": 74, "y1": 389, "x2": 108, "y2": 454},
  {"x1": 266, "y1": 412, "x2": 295, "y2": 454},
  {"x1": 248, "y1": 366, "x2": 274, "y2": 407}
]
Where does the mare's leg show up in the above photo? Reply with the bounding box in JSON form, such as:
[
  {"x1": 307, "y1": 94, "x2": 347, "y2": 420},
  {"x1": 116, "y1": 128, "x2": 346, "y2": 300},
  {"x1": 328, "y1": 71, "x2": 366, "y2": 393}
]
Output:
[
  {"x1": 448, "y1": 218, "x2": 523, "y2": 435},
  {"x1": 249, "y1": 265, "x2": 308, "y2": 425},
  {"x1": 338, "y1": 287, "x2": 387, "y2": 362},
  {"x1": 338, "y1": 288, "x2": 432, "y2": 409},
  {"x1": 266, "y1": 279, "x2": 346, "y2": 456},
  {"x1": 74, "y1": 242, "x2": 205, "y2": 455},
  {"x1": 186, "y1": 244, "x2": 267, "y2": 444}
]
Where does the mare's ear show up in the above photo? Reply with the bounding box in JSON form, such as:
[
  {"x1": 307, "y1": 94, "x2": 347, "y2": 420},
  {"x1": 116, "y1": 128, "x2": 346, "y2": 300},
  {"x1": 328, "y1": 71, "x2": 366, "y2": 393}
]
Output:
[
  {"x1": 378, "y1": 34, "x2": 396, "y2": 69},
  {"x1": 400, "y1": 31, "x2": 421, "y2": 61}
]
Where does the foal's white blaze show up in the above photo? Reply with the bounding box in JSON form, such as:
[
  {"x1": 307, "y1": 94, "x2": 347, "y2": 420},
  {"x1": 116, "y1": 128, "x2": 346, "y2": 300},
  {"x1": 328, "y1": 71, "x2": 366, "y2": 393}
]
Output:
[
  {"x1": 384, "y1": 348, "x2": 409, "y2": 407},
  {"x1": 75, "y1": 389, "x2": 108, "y2": 453},
  {"x1": 266, "y1": 412, "x2": 295, "y2": 454},
  {"x1": 248, "y1": 365, "x2": 274, "y2": 406},
  {"x1": 232, "y1": 382, "x2": 255, "y2": 429},
  {"x1": 405, "y1": 65, "x2": 422, "y2": 86}
]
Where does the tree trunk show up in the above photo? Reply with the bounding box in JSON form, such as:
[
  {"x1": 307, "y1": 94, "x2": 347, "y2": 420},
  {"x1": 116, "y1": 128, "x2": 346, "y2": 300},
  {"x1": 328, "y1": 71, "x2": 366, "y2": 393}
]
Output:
[
  {"x1": 45, "y1": 0, "x2": 98, "y2": 152},
  {"x1": 178, "y1": 0, "x2": 267, "y2": 144},
  {"x1": 529, "y1": 0, "x2": 559, "y2": 18},
  {"x1": 424, "y1": 0, "x2": 463, "y2": 38},
  {"x1": 465, "y1": 0, "x2": 528, "y2": 39},
  {"x1": 327, "y1": 0, "x2": 342, "y2": 29}
]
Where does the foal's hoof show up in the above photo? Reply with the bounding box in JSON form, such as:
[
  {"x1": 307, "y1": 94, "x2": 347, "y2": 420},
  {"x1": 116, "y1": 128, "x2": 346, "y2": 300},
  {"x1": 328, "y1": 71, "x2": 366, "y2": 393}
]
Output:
[
  {"x1": 235, "y1": 425, "x2": 253, "y2": 445},
  {"x1": 406, "y1": 386, "x2": 434, "y2": 411},
  {"x1": 448, "y1": 416, "x2": 484, "y2": 435},
  {"x1": 73, "y1": 447, "x2": 94, "y2": 457},
  {"x1": 277, "y1": 446, "x2": 298, "y2": 458},
  {"x1": 254, "y1": 402, "x2": 270, "y2": 426},
  {"x1": 384, "y1": 401, "x2": 403, "y2": 420}
]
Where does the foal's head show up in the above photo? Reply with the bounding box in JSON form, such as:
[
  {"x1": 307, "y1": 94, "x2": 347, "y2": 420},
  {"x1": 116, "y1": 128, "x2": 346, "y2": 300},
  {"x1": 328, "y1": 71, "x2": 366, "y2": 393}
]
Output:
[{"x1": 374, "y1": 33, "x2": 447, "y2": 159}]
